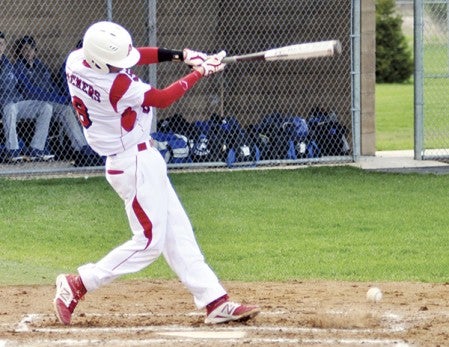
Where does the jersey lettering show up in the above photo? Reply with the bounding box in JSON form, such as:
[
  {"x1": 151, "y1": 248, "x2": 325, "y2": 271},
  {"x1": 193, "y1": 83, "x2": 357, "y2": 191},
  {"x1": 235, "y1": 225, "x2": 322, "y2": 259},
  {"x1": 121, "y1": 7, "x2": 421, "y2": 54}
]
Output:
[
  {"x1": 67, "y1": 72, "x2": 101, "y2": 102},
  {"x1": 72, "y1": 96, "x2": 92, "y2": 129}
]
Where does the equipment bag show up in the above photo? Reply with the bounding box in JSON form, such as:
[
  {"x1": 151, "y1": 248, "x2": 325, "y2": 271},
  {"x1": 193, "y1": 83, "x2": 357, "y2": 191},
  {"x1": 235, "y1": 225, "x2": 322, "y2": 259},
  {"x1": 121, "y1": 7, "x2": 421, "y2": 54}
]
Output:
[
  {"x1": 151, "y1": 131, "x2": 191, "y2": 163},
  {"x1": 307, "y1": 109, "x2": 350, "y2": 156}
]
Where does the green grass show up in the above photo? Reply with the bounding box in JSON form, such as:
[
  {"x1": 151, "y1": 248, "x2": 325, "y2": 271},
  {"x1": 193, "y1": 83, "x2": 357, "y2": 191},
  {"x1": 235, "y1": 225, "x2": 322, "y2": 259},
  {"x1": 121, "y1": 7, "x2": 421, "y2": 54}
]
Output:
[
  {"x1": 374, "y1": 30, "x2": 414, "y2": 151},
  {"x1": 376, "y1": 42, "x2": 449, "y2": 151},
  {"x1": 423, "y1": 43, "x2": 449, "y2": 76},
  {"x1": 2, "y1": 167, "x2": 449, "y2": 285},
  {"x1": 375, "y1": 83, "x2": 414, "y2": 151}
]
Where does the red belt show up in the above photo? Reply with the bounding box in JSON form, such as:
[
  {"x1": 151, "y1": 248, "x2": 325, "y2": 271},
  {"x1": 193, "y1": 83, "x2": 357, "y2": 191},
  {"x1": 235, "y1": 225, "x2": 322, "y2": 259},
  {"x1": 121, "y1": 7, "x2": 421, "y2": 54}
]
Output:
[
  {"x1": 137, "y1": 142, "x2": 148, "y2": 152},
  {"x1": 110, "y1": 140, "x2": 152, "y2": 157},
  {"x1": 137, "y1": 139, "x2": 155, "y2": 152}
]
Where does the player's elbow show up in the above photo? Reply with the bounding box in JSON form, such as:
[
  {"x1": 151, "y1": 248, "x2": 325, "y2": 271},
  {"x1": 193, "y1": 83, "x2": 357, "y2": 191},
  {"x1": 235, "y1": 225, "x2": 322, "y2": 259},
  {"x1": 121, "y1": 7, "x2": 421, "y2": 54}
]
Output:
[
  {"x1": 143, "y1": 89, "x2": 175, "y2": 109},
  {"x1": 150, "y1": 98, "x2": 178, "y2": 109},
  {"x1": 157, "y1": 101, "x2": 175, "y2": 109}
]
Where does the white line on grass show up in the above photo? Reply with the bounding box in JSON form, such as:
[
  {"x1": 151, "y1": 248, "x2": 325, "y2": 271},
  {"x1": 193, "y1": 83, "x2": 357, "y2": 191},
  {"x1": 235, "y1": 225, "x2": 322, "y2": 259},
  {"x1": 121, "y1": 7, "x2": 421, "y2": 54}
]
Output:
[
  {"x1": 9, "y1": 312, "x2": 412, "y2": 347},
  {"x1": 14, "y1": 313, "x2": 40, "y2": 332},
  {"x1": 13, "y1": 312, "x2": 407, "y2": 335},
  {"x1": 22, "y1": 324, "x2": 405, "y2": 335},
  {"x1": 0, "y1": 338, "x2": 410, "y2": 346}
]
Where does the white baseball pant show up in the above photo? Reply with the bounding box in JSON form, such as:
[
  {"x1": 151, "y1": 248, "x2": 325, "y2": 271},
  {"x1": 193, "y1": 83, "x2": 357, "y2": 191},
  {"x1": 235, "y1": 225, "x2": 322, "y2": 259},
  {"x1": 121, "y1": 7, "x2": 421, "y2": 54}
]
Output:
[{"x1": 78, "y1": 139, "x2": 226, "y2": 309}]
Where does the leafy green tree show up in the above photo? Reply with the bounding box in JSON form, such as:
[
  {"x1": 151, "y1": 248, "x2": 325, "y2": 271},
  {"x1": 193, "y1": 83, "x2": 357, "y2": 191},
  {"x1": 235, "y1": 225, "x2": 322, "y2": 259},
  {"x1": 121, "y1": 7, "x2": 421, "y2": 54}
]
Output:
[{"x1": 376, "y1": 0, "x2": 413, "y2": 83}]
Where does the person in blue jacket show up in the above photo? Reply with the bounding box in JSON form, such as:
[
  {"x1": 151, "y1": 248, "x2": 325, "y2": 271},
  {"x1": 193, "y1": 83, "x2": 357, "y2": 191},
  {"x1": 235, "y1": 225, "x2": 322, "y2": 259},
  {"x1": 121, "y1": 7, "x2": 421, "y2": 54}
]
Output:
[
  {"x1": 14, "y1": 35, "x2": 98, "y2": 164},
  {"x1": 0, "y1": 31, "x2": 54, "y2": 162},
  {"x1": 55, "y1": 39, "x2": 83, "y2": 101}
]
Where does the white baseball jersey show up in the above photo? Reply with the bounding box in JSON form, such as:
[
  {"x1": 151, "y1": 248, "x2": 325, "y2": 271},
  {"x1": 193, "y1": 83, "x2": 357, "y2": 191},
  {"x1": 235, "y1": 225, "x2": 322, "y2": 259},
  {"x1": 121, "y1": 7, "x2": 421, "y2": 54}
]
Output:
[
  {"x1": 65, "y1": 49, "x2": 152, "y2": 156},
  {"x1": 66, "y1": 48, "x2": 227, "y2": 310}
]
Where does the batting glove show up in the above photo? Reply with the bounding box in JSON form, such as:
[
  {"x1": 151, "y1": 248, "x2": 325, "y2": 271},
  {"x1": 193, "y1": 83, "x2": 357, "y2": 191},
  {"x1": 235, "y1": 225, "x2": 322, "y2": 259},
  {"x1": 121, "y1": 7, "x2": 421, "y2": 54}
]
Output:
[
  {"x1": 183, "y1": 49, "x2": 208, "y2": 67},
  {"x1": 194, "y1": 51, "x2": 227, "y2": 77}
]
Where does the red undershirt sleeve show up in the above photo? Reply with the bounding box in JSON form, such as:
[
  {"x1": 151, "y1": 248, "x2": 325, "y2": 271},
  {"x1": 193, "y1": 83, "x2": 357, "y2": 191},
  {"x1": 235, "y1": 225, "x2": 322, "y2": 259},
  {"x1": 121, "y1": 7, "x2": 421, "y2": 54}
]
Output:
[
  {"x1": 136, "y1": 47, "x2": 159, "y2": 65},
  {"x1": 142, "y1": 70, "x2": 203, "y2": 109}
]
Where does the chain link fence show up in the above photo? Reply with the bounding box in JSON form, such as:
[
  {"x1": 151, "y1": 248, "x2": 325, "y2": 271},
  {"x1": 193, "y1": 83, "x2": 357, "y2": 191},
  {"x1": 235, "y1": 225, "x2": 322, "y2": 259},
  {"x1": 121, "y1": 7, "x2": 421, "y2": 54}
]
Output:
[
  {"x1": 415, "y1": 0, "x2": 449, "y2": 158},
  {"x1": 0, "y1": 0, "x2": 354, "y2": 177}
]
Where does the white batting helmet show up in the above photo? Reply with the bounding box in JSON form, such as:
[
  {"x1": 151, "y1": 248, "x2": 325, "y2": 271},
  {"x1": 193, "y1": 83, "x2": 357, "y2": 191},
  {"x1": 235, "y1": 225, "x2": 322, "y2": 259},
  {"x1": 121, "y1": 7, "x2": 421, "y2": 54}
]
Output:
[{"x1": 82, "y1": 21, "x2": 140, "y2": 74}]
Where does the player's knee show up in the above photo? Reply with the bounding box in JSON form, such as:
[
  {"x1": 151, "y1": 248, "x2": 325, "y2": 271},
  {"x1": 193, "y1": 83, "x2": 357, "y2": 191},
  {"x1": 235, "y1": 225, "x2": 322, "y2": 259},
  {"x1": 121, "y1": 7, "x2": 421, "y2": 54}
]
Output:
[{"x1": 132, "y1": 234, "x2": 164, "y2": 257}]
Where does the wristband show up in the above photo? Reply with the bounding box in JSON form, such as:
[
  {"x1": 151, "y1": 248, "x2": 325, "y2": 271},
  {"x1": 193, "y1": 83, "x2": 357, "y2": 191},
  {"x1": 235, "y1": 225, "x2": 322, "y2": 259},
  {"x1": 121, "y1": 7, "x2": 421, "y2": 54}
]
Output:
[{"x1": 158, "y1": 48, "x2": 184, "y2": 62}]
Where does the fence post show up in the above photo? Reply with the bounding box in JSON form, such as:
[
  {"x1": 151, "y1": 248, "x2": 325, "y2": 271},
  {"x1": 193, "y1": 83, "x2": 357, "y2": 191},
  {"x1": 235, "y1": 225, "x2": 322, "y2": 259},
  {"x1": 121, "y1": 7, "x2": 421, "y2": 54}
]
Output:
[
  {"x1": 351, "y1": 0, "x2": 361, "y2": 160},
  {"x1": 414, "y1": 0, "x2": 424, "y2": 160},
  {"x1": 147, "y1": 0, "x2": 158, "y2": 132},
  {"x1": 107, "y1": 0, "x2": 113, "y2": 21}
]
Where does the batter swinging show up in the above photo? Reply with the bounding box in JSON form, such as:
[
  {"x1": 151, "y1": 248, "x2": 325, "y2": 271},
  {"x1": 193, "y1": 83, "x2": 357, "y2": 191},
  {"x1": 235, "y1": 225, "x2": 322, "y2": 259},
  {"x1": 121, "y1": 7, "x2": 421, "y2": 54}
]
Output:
[{"x1": 53, "y1": 21, "x2": 260, "y2": 325}]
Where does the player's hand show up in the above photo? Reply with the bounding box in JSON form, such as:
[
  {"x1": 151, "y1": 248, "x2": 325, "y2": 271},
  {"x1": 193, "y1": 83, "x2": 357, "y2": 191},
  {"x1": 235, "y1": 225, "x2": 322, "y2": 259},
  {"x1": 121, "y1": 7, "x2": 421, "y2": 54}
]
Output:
[
  {"x1": 194, "y1": 51, "x2": 226, "y2": 77},
  {"x1": 183, "y1": 49, "x2": 208, "y2": 67}
]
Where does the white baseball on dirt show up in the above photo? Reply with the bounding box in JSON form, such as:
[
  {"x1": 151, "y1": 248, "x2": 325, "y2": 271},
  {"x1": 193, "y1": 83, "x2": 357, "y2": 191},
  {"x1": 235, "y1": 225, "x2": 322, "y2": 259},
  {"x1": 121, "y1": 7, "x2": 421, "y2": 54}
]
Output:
[{"x1": 366, "y1": 287, "x2": 383, "y2": 302}]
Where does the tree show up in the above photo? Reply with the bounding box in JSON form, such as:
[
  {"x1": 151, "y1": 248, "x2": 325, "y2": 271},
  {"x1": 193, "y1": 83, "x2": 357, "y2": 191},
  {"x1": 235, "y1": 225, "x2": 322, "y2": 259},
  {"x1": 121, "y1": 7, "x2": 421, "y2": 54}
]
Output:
[{"x1": 376, "y1": 0, "x2": 413, "y2": 83}]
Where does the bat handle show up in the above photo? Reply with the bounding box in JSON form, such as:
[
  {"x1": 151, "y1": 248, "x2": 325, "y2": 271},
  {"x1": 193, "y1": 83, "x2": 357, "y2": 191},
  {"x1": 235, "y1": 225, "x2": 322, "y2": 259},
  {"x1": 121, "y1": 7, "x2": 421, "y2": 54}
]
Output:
[
  {"x1": 334, "y1": 40, "x2": 342, "y2": 55},
  {"x1": 222, "y1": 57, "x2": 236, "y2": 64}
]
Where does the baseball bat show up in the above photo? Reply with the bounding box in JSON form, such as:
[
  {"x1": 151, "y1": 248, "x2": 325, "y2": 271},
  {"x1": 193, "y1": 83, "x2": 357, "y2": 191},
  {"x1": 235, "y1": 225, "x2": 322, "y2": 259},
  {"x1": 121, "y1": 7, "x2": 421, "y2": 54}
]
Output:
[{"x1": 222, "y1": 40, "x2": 341, "y2": 64}]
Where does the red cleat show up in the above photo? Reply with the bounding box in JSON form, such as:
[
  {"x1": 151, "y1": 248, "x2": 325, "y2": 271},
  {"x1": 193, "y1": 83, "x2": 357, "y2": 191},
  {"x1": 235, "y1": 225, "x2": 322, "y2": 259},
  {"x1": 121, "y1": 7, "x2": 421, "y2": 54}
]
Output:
[
  {"x1": 53, "y1": 274, "x2": 86, "y2": 325},
  {"x1": 205, "y1": 295, "x2": 260, "y2": 324}
]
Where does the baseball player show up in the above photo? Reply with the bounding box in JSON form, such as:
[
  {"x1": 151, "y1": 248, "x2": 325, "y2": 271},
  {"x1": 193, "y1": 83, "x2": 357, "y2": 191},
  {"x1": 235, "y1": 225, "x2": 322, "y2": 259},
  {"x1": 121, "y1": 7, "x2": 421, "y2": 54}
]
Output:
[{"x1": 53, "y1": 21, "x2": 260, "y2": 325}]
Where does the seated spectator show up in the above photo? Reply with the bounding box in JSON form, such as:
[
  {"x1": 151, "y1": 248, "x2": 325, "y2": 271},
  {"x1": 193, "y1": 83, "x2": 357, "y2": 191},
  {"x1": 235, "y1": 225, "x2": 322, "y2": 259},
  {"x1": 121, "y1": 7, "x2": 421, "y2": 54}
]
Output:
[
  {"x1": 55, "y1": 39, "x2": 83, "y2": 100},
  {"x1": 0, "y1": 31, "x2": 54, "y2": 162},
  {"x1": 13, "y1": 35, "x2": 100, "y2": 165}
]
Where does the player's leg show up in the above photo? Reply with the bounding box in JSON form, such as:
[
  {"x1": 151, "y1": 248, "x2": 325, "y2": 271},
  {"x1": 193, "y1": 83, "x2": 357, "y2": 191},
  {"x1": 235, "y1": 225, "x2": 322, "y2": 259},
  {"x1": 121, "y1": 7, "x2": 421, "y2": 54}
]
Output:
[
  {"x1": 162, "y1": 181, "x2": 226, "y2": 307},
  {"x1": 54, "y1": 144, "x2": 169, "y2": 324},
  {"x1": 162, "y1": 180, "x2": 260, "y2": 324},
  {"x1": 78, "y1": 149, "x2": 170, "y2": 290}
]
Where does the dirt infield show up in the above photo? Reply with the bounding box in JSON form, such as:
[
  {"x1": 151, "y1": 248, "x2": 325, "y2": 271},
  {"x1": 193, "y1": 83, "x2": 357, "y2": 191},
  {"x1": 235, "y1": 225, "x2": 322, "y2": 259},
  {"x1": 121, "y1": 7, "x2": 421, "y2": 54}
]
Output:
[{"x1": 1, "y1": 279, "x2": 448, "y2": 346}]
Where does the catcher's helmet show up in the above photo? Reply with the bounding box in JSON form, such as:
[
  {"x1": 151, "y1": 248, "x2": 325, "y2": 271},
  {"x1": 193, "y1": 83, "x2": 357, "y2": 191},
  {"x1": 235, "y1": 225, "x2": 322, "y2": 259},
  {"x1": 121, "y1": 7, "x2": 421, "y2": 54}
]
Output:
[{"x1": 82, "y1": 21, "x2": 140, "y2": 74}]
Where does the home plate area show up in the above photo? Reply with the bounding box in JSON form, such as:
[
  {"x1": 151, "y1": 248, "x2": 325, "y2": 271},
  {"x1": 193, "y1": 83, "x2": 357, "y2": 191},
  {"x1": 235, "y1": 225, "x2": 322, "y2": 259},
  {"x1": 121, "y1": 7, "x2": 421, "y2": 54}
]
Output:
[
  {"x1": 7, "y1": 312, "x2": 407, "y2": 346},
  {"x1": 1, "y1": 280, "x2": 449, "y2": 346}
]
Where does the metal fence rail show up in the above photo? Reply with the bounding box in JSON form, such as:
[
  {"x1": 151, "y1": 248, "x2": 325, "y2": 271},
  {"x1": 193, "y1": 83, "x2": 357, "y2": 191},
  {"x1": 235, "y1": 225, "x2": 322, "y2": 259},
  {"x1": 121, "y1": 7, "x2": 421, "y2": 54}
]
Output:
[
  {"x1": 0, "y1": 0, "x2": 355, "y2": 177},
  {"x1": 415, "y1": 0, "x2": 449, "y2": 159}
]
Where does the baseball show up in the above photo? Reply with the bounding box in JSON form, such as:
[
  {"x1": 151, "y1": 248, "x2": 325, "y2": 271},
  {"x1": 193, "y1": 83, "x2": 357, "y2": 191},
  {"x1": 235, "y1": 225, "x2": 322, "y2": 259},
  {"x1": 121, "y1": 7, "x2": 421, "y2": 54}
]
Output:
[{"x1": 366, "y1": 287, "x2": 382, "y2": 302}]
